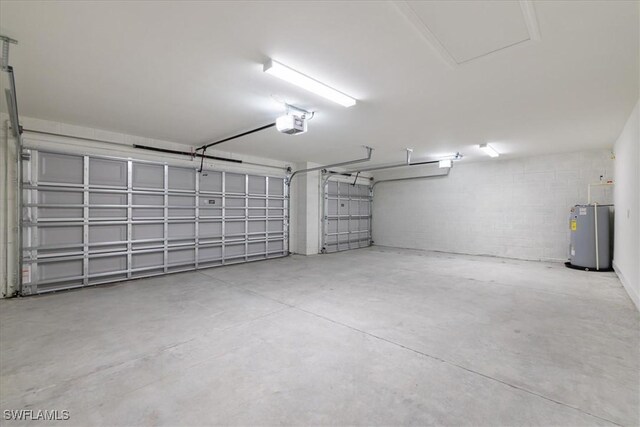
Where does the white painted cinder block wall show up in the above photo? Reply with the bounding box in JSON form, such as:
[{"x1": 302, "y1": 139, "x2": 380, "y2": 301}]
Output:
[
  {"x1": 289, "y1": 163, "x2": 321, "y2": 256},
  {"x1": 613, "y1": 100, "x2": 639, "y2": 311},
  {"x1": 372, "y1": 149, "x2": 614, "y2": 262}
]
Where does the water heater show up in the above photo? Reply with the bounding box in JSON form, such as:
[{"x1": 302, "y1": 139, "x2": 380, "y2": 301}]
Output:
[{"x1": 567, "y1": 204, "x2": 611, "y2": 271}]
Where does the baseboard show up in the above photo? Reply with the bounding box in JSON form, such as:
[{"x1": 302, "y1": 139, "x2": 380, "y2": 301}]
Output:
[{"x1": 613, "y1": 261, "x2": 640, "y2": 312}]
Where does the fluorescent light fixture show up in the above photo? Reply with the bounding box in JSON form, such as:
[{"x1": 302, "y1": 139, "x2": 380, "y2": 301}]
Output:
[
  {"x1": 264, "y1": 59, "x2": 356, "y2": 107},
  {"x1": 438, "y1": 159, "x2": 452, "y2": 168},
  {"x1": 479, "y1": 143, "x2": 499, "y2": 158}
]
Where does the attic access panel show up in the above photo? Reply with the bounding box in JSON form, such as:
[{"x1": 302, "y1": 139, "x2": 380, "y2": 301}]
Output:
[
  {"x1": 20, "y1": 150, "x2": 288, "y2": 295},
  {"x1": 396, "y1": 0, "x2": 539, "y2": 65},
  {"x1": 322, "y1": 177, "x2": 372, "y2": 253}
]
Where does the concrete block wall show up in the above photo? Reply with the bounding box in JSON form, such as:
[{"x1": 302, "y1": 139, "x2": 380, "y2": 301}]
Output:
[
  {"x1": 289, "y1": 163, "x2": 321, "y2": 256},
  {"x1": 372, "y1": 149, "x2": 614, "y2": 262}
]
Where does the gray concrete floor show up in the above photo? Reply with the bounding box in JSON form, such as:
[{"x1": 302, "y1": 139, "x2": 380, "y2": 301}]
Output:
[{"x1": 1, "y1": 246, "x2": 638, "y2": 426}]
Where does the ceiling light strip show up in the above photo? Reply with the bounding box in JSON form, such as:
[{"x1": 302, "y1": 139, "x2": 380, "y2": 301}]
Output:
[
  {"x1": 479, "y1": 143, "x2": 500, "y2": 158},
  {"x1": 264, "y1": 59, "x2": 356, "y2": 107}
]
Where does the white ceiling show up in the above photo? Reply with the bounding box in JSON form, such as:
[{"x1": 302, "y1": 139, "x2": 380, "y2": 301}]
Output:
[{"x1": 0, "y1": 1, "x2": 638, "y2": 165}]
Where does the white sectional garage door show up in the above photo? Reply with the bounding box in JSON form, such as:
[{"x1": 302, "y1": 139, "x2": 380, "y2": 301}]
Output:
[
  {"x1": 322, "y1": 178, "x2": 372, "y2": 253},
  {"x1": 21, "y1": 150, "x2": 288, "y2": 295}
]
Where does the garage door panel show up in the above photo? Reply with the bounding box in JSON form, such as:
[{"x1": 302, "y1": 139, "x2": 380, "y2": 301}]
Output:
[
  {"x1": 39, "y1": 226, "x2": 83, "y2": 246},
  {"x1": 226, "y1": 197, "x2": 245, "y2": 207},
  {"x1": 133, "y1": 194, "x2": 163, "y2": 205},
  {"x1": 268, "y1": 220, "x2": 284, "y2": 232},
  {"x1": 169, "y1": 223, "x2": 195, "y2": 239},
  {"x1": 225, "y1": 243, "x2": 246, "y2": 257},
  {"x1": 200, "y1": 207, "x2": 222, "y2": 218},
  {"x1": 89, "y1": 158, "x2": 127, "y2": 187},
  {"x1": 40, "y1": 259, "x2": 83, "y2": 281},
  {"x1": 132, "y1": 224, "x2": 163, "y2": 241},
  {"x1": 90, "y1": 208, "x2": 127, "y2": 219},
  {"x1": 248, "y1": 242, "x2": 265, "y2": 255},
  {"x1": 200, "y1": 196, "x2": 222, "y2": 207},
  {"x1": 200, "y1": 222, "x2": 222, "y2": 238},
  {"x1": 225, "y1": 173, "x2": 245, "y2": 193},
  {"x1": 327, "y1": 199, "x2": 338, "y2": 215},
  {"x1": 250, "y1": 209, "x2": 266, "y2": 218},
  {"x1": 199, "y1": 171, "x2": 222, "y2": 192},
  {"x1": 360, "y1": 203, "x2": 370, "y2": 215},
  {"x1": 38, "y1": 152, "x2": 83, "y2": 184},
  {"x1": 168, "y1": 248, "x2": 195, "y2": 265},
  {"x1": 133, "y1": 208, "x2": 163, "y2": 218},
  {"x1": 225, "y1": 222, "x2": 245, "y2": 237},
  {"x1": 132, "y1": 163, "x2": 164, "y2": 189},
  {"x1": 132, "y1": 252, "x2": 164, "y2": 269},
  {"x1": 39, "y1": 190, "x2": 82, "y2": 204},
  {"x1": 168, "y1": 167, "x2": 195, "y2": 191},
  {"x1": 89, "y1": 256, "x2": 127, "y2": 274},
  {"x1": 90, "y1": 224, "x2": 126, "y2": 244},
  {"x1": 39, "y1": 207, "x2": 83, "y2": 219},
  {"x1": 268, "y1": 240, "x2": 284, "y2": 253},
  {"x1": 169, "y1": 195, "x2": 194, "y2": 206},
  {"x1": 249, "y1": 221, "x2": 266, "y2": 233},
  {"x1": 322, "y1": 179, "x2": 371, "y2": 253},
  {"x1": 248, "y1": 176, "x2": 266, "y2": 194},
  {"x1": 268, "y1": 178, "x2": 284, "y2": 196},
  {"x1": 169, "y1": 208, "x2": 195, "y2": 218},
  {"x1": 22, "y1": 150, "x2": 288, "y2": 294},
  {"x1": 199, "y1": 246, "x2": 222, "y2": 262},
  {"x1": 338, "y1": 201, "x2": 348, "y2": 215},
  {"x1": 89, "y1": 193, "x2": 126, "y2": 205}
]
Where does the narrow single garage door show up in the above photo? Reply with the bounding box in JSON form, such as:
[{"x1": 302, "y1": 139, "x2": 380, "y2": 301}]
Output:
[
  {"x1": 21, "y1": 150, "x2": 288, "y2": 295},
  {"x1": 322, "y1": 177, "x2": 372, "y2": 253}
]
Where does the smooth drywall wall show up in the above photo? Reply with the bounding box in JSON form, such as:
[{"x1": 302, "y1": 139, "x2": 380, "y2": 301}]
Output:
[
  {"x1": 613, "y1": 100, "x2": 639, "y2": 310},
  {"x1": 372, "y1": 149, "x2": 614, "y2": 262}
]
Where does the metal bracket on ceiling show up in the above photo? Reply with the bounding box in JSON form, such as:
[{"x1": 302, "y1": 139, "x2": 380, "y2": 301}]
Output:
[
  {"x1": 285, "y1": 103, "x2": 313, "y2": 120},
  {"x1": 0, "y1": 35, "x2": 18, "y2": 71},
  {"x1": 1, "y1": 34, "x2": 22, "y2": 137},
  {"x1": 406, "y1": 148, "x2": 413, "y2": 164}
]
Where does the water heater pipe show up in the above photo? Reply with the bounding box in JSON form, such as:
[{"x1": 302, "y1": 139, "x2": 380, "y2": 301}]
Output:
[{"x1": 594, "y1": 202, "x2": 599, "y2": 271}]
